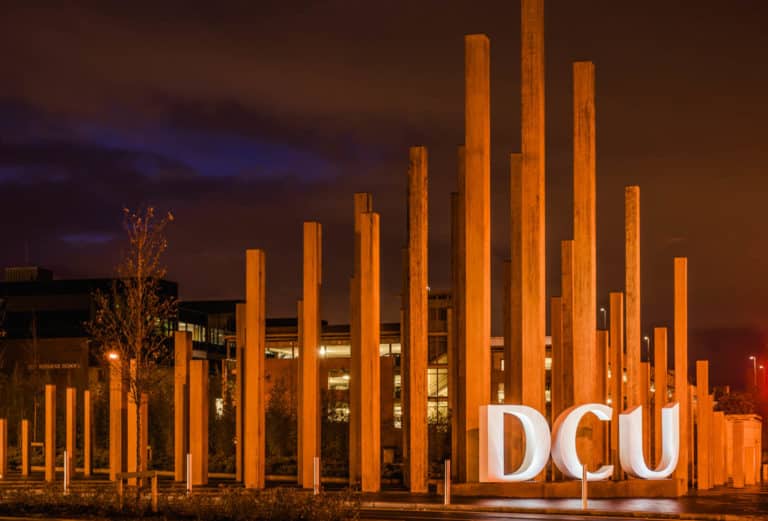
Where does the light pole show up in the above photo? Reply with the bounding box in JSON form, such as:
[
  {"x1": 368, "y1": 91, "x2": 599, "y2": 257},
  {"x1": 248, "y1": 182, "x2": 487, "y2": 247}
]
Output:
[
  {"x1": 643, "y1": 335, "x2": 651, "y2": 362},
  {"x1": 749, "y1": 355, "x2": 757, "y2": 389},
  {"x1": 599, "y1": 307, "x2": 607, "y2": 330}
]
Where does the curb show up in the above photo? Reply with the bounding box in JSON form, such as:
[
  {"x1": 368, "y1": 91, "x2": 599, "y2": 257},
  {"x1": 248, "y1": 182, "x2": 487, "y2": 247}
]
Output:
[{"x1": 359, "y1": 501, "x2": 762, "y2": 521}]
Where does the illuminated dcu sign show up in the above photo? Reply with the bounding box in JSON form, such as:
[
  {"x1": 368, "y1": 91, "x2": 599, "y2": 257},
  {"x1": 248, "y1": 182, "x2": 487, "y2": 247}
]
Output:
[{"x1": 479, "y1": 403, "x2": 679, "y2": 482}]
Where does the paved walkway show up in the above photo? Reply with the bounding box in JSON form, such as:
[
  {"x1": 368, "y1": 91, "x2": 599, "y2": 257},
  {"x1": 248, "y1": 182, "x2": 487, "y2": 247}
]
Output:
[{"x1": 360, "y1": 487, "x2": 768, "y2": 520}]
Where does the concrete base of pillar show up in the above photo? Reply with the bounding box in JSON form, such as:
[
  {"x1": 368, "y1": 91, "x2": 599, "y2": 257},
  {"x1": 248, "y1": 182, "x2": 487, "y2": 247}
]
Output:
[{"x1": 441, "y1": 478, "x2": 685, "y2": 498}]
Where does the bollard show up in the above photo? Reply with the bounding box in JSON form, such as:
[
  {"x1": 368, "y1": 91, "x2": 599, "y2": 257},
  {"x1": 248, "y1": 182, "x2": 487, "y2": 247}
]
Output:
[
  {"x1": 186, "y1": 453, "x2": 192, "y2": 494},
  {"x1": 313, "y1": 456, "x2": 320, "y2": 495},
  {"x1": 151, "y1": 473, "x2": 158, "y2": 513},
  {"x1": 444, "y1": 459, "x2": 451, "y2": 505},
  {"x1": 117, "y1": 478, "x2": 124, "y2": 509},
  {"x1": 581, "y1": 464, "x2": 588, "y2": 510}
]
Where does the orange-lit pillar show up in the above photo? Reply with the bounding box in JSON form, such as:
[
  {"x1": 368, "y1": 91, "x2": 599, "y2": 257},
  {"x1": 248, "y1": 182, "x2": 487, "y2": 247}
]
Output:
[
  {"x1": 0, "y1": 419, "x2": 6, "y2": 479},
  {"x1": 349, "y1": 192, "x2": 372, "y2": 486},
  {"x1": 625, "y1": 186, "x2": 641, "y2": 410},
  {"x1": 83, "y1": 389, "x2": 92, "y2": 477},
  {"x1": 21, "y1": 419, "x2": 30, "y2": 477},
  {"x1": 244, "y1": 249, "x2": 266, "y2": 489},
  {"x1": 653, "y1": 327, "x2": 668, "y2": 465},
  {"x1": 65, "y1": 387, "x2": 76, "y2": 478},
  {"x1": 299, "y1": 221, "x2": 322, "y2": 489},
  {"x1": 174, "y1": 331, "x2": 192, "y2": 481},
  {"x1": 450, "y1": 184, "x2": 463, "y2": 481},
  {"x1": 405, "y1": 146, "x2": 428, "y2": 493},
  {"x1": 550, "y1": 296, "x2": 563, "y2": 424},
  {"x1": 640, "y1": 361, "x2": 651, "y2": 462},
  {"x1": 696, "y1": 360, "x2": 710, "y2": 490},
  {"x1": 509, "y1": 0, "x2": 546, "y2": 455},
  {"x1": 560, "y1": 240, "x2": 575, "y2": 413},
  {"x1": 713, "y1": 411, "x2": 726, "y2": 486},
  {"x1": 609, "y1": 291, "x2": 624, "y2": 479},
  {"x1": 674, "y1": 257, "x2": 690, "y2": 490},
  {"x1": 45, "y1": 384, "x2": 56, "y2": 482},
  {"x1": 357, "y1": 211, "x2": 381, "y2": 492},
  {"x1": 458, "y1": 33, "x2": 491, "y2": 484},
  {"x1": 190, "y1": 359, "x2": 209, "y2": 486},
  {"x1": 235, "y1": 302, "x2": 245, "y2": 482},
  {"x1": 109, "y1": 358, "x2": 126, "y2": 481}
]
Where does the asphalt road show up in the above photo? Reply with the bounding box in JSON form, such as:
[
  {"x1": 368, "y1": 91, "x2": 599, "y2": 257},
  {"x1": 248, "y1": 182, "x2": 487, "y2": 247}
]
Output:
[{"x1": 360, "y1": 509, "x2": 669, "y2": 521}]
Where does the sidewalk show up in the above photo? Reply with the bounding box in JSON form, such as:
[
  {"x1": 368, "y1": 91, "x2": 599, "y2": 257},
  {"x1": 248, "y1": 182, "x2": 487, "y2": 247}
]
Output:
[{"x1": 360, "y1": 486, "x2": 768, "y2": 520}]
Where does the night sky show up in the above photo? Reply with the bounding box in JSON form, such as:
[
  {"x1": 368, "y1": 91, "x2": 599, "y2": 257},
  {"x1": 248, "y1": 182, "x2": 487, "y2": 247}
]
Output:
[{"x1": 2, "y1": 2, "x2": 767, "y2": 384}]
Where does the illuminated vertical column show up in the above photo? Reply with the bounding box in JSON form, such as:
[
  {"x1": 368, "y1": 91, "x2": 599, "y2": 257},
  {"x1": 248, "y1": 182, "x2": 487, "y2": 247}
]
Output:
[
  {"x1": 45, "y1": 384, "x2": 56, "y2": 482},
  {"x1": 507, "y1": 153, "x2": 522, "y2": 405},
  {"x1": 673, "y1": 257, "x2": 690, "y2": 488},
  {"x1": 190, "y1": 359, "x2": 209, "y2": 486},
  {"x1": 405, "y1": 146, "x2": 428, "y2": 493},
  {"x1": 235, "y1": 303, "x2": 245, "y2": 482},
  {"x1": 244, "y1": 249, "x2": 266, "y2": 489},
  {"x1": 550, "y1": 297, "x2": 563, "y2": 424},
  {"x1": 653, "y1": 327, "x2": 668, "y2": 465},
  {"x1": 21, "y1": 419, "x2": 30, "y2": 477},
  {"x1": 299, "y1": 221, "x2": 322, "y2": 489},
  {"x1": 573, "y1": 60, "x2": 597, "y2": 404},
  {"x1": 83, "y1": 390, "x2": 92, "y2": 477},
  {"x1": 597, "y1": 329, "x2": 610, "y2": 464},
  {"x1": 573, "y1": 60, "x2": 600, "y2": 469},
  {"x1": 459, "y1": 33, "x2": 491, "y2": 484},
  {"x1": 358, "y1": 211, "x2": 381, "y2": 492},
  {"x1": 450, "y1": 182, "x2": 463, "y2": 481},
  {"x1": 109, "y1": 358, "x2": 126, "y2": 481},
  {"x1": 732, "y1": 420, "x2": 745, "y2": 488},
  {"x1": 349, "y1": 192, "x2": 372, "y2": 486},
  {"x1": 713, "y1": 411, "x2": 726, "y2": 485},
  {"x1": 609, "y1": 291, "x2": 624, "y2": 480},
  {"x1": 0, "y1": 419, "x2": 6, "y2": 479},
  {"x1": 560, "y1": 240, "x2": 575, "y2": 412},
  {"x1": 640, "y1": 361, "x2": 651, "y2": 462},
  {"x1": 696, "y1": 360, "x2": 710, "y2": 490},
  {"x1": 127, "y1": 362, "x2": 149, "y2": 485},
  {"x1": 65, "y1": 387, "x2": 76, "y2": 477},
  {"x1": 515, "y1": 0, "x2": 546, "y2": 435},
  {"x1": 625, "y1": 186, "x2": 641, "y2": 409},
  {"x1": 174, "y1": 331, "x2": 192, "y2": 481}
]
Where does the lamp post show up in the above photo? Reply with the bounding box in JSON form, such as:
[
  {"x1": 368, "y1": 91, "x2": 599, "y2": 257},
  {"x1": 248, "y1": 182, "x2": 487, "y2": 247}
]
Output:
[
  {"x1": 748, "y1": 355, "x2": 757, "y2": 390},
  {"x1": 599, "y1": 307, "x2": 607, "y2": 330},
  {"x1": 643, "y1": 335, "x2": 650, "y2": 362}
]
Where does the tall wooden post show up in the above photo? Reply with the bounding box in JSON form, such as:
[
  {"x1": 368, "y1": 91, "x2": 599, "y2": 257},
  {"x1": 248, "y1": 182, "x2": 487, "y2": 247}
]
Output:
[
  {"x1": 235, "y1": 303, "x2": 245, "y2": 482},
  {"x1": 459, "y1": 33, "x2": 491, "y2": 484},
  {"x1": 174, "y1": 331, "x2": 192, "y2": 481},
  {"x1": 109, "y1": 358, "x2": 126, "y2": 481},
  {"x1": 640, "y1": 361, "x2": 651, "y2": 462},
  {"x1": 625, "y1": 186, "x2": 641, "y2": 409},
  {"x1": 696, "y1": 360, "x2": 710, "y2": 490},
  {"x1": 560, "y1": 240, "x2": 575, "y2": 412},
  {"x1": 450, "y1": 184, "x2": 463, "y2": 481},
  {"x1": 712, "y1": 411, "x2": 726, "y2": 485},
  {"x1": 299, "y1": 221, "x2": 322, "y2": 489},
  {"x1": 509, "y1": 0, "x2": 546, "y2": 457},
  {"x1": 349, "y1": 193, "x2": 373, "y2": 486},
  {"x1": 351, "y1": 211, "x2": 381, "y2": 492},
  {"x1": 653, "y1": 327, "x2": 668, "y2": 465},
  {"x1": 0, "y1": 419, "x2": 6, "y2": 479},
  {"x1": 550, "y1": 297, "x2": 563, "y2": 424},
  {"x1": 45, "y1": 384, "x2": 56, "y2": 482},
  {"x1": 244, "y1": 249, "x2": 266, "y2": 489},
  {"x1": 405, "y1": 146, "x2": 428, "y2": 493},
  {"x1": 83, "y1": 389, "x2": 92, "y2": 477},
  {"x1": 21, "y1": 419, "x2": 30, "y2": 477},
  {"x1": 190, "y1": 360, "x2": 209, "y2": 486},
  {"x1": 674, "y1": 257, "x2": 690, "y2": 489},
  {"x1": 65, "y1": 387, "x2": 76, "y2": 478},
  {"x1": 609, "y1": 291, "x2": 624, "y2": 480}
]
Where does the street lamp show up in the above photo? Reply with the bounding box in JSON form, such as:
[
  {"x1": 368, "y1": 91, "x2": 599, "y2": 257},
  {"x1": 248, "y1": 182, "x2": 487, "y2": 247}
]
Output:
[
  {"x1": 599, "y1": 307, "x2": 607, "y2": 330},
  {"x1": 643, "y1": 335, "x2": 651, "y2": 362},
  {"x1": 749, "y1": 355, "x2": 757, "y2": 389}
]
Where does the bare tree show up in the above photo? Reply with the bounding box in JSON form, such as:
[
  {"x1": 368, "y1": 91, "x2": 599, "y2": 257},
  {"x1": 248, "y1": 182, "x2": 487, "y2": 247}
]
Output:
[{"x1": 88, "y1": 207, "x2": 175, "y2": 485}]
